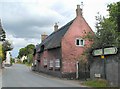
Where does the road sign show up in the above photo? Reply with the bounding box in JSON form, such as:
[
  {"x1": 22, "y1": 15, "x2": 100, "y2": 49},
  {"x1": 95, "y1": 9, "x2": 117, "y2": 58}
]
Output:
[
  {"x1": 92, "y1": 49, "x2": 102, "y2": 56},
  {"x1": 104, "y1": 47, "x2": 118, "y2": 55},
  {"x1": 95, "y1": 74, "x2": 101, "y2": 78},
  {"x1": 92, "y1": 47, "x2": 118, "y2": 56}
]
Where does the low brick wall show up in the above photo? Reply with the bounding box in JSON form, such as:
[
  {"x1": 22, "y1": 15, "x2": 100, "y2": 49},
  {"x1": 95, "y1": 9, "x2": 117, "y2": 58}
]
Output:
[
  {"x1": 62, "y1": 72, "x2": 76, "y2": 79},
  {"x1": 36, "y1": 66, "x2": 78, "y2": 79},
  {"x1": 38, "y1": 66, "x2": 62, "y2": 78}
]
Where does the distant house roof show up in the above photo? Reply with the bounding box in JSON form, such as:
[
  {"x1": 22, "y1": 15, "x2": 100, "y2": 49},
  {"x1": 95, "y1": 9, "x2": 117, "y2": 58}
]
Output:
[{"x1": 38, "y1": 19, "x2": 75, "y2": 51}]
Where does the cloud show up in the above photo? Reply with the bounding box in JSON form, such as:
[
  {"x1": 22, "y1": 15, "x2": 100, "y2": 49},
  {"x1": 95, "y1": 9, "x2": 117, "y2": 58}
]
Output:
[
  {"x1": 6, "y1": 34, "x2": 40, "y2": 57},
  {"x1": 0, "y1": 1, "x2": 67, "y2": 39}
]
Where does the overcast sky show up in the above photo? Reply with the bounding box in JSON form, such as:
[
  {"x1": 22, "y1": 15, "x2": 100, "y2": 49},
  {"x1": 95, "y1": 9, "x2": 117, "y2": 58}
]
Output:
[{"x1": 0, "y1": 0, "x2": 119, "y2": 58}]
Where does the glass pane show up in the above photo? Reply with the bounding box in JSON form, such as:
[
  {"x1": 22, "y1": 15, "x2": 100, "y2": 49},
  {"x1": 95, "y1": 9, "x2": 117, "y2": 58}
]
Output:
[
  {"x1": 80, "y1": 40, "x2": 83, "y2": 45},
  {"x1": 76, "y1": 39, "x2": 79, "y2": 45}
]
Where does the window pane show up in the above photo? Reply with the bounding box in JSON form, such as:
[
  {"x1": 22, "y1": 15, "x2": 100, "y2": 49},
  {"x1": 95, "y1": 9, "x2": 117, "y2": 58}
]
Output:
[
  {"x1": 76, "y1": 39, "x2": 79, "y2": 45},
  {"x1": 50, "y1": 60, "x2": 53, "y2": 67},
  {"x1": 43, "y1": 59, "x2": 47, "y2": 65},
  {"x1": 55, "y1": 59, "x2": 60, "y2": 68},
  {"x1": 80, "y1": 40, "x2": 84, "y2": 45}
]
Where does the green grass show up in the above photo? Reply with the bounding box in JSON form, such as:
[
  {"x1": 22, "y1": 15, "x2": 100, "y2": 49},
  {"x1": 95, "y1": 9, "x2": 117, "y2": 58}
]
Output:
[
  {"x1": 25, "y1": 63, "x2": 32, "y2": 67},
  {"x1": 83, "y1": 79, "x2": 108, "y2": 87}
]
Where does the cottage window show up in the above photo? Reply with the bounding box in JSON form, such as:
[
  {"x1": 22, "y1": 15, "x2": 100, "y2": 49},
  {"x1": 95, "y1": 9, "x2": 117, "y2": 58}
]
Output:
[
  {"x1": 76, "y1": 38, "x2": 85, "y2": 46},
  {"x1": 49, "y1": 60, "x2": 53, "y2": 68},
  {"x1": 34, "y1": 60, "x2": 37, "y2": 65},
  {"x1": 55, "y1": 59, "x2": 60, "y2": 68},
  {"x1": 43, "y1": 59, "x2": 47, "y2": 66}
]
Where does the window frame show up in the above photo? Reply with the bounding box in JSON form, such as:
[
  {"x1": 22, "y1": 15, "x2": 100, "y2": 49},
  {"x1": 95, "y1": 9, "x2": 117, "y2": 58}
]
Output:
[
  {"x1": 43, "y1": 59, "x2": 47, "y2": 66},
  {"x1": 49, "y1": 60, "x2": 53, "y2": 68},
  {"x1": 55, "y1": 59, "x2": 60, "y2": 68},
  {"x1": 75, "y1": 38, "x2": 85, "y2": 46}
]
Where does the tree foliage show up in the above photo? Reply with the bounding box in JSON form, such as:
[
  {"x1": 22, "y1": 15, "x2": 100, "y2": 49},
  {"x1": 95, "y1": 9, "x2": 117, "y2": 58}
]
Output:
[
  {"x1": 18, "y1": 44, "x2": 35, "y2": 58},
  {"x1": 93, "y1": 2, "x2": 120, "y2": 48},
  {"x1": 82, "y1": 2, "x2": 120, "y2": 64},
  {"x1": 18, "y1": 44, "x2": 35, "y2": 65},
  {"x1": 18, "y1": 48, "x2": 27, "y2": 58},
  {"x1": 0, "y1": 28, "x2": 6, "y2": 41},
  {"x1": 3, "y1": 40, "x2": 13, "y2": 51}
]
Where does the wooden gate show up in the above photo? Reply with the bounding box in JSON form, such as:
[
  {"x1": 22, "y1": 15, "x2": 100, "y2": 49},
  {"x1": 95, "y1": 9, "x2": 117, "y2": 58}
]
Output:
[{"x1": 78, "y1": 62, "x2": 90, "y2": 80}]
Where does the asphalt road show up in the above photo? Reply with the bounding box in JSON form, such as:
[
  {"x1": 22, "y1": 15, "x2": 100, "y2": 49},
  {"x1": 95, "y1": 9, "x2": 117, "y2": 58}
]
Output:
[{"x1": 2, "y1": 64, "x2": 84, "y2": 87}]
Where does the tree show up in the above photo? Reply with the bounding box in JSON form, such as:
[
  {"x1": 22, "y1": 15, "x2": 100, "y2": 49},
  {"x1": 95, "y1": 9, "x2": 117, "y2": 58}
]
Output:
[
  {"x1": 92, "y1": 1, "x2": 120, "y2": 48},
  {"x1": 0, "y1": 24, "x2": 6, "y2": 41},
  {"x1": 3, "y1": 40, "x2": 13, "y2": 51},
  {"x1": 18, "y1": 48, "x2": 27, "y2": 58},
  {"x1": 0, "y1": 30, "x2": 6, "y2": 41},
  {"x1": 83, "y1": 2, "x2": 120, "y2": 65},
  {"x1": 25, "y1": 44, "x2": 35, "y2": 55},
  {"x1": 18, "y1": 44, "x2": 35, "y2": 64}
]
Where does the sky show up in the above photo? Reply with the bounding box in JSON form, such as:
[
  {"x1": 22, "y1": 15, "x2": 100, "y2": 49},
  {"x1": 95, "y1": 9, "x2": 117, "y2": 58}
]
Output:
[{"x1": 0, "y1": 0, "x2": 119, "y2": 58}]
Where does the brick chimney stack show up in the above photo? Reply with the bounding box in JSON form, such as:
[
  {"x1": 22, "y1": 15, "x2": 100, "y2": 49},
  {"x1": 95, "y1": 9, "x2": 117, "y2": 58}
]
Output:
[
  {"x1": 76, "y1": 5, "x2": 82, "y2": 16},
  {"x1": 41, "y1": 32, "x2": 48, "y2": 42},
  {"x1": 54, "y1": 23, "x2": 58, "y2": 32}
]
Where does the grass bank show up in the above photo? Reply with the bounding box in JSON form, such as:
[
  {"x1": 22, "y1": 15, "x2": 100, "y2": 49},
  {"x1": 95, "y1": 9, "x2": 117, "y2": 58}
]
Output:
[{"x1": 83, "y1": 79, "x2": 108, "y2": 87}]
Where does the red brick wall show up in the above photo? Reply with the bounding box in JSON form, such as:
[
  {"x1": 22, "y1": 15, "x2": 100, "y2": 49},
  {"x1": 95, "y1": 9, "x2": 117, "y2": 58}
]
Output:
[
  {"x1": 61, "y1": 16, "x2": 94, "y2": 73},
  {"x1": 39, "y1": 48, "x2": 62, "y2": 71},
  {"x1": 33, "y1": 53, "x2": 38, "y2": 60}
]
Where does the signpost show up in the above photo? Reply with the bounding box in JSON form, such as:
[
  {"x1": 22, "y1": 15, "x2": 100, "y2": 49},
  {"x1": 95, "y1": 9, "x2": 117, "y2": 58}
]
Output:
[
  {"x1": 92, "y1": 49, "x2": 102, "y2": 56},
  {"x1": 92, "y1": 47, "x2": 118, "y2": 79},
  {"x1": 92, "y1": 47, "x2": 118, "y2": 56},
  {"x1": 104, "y1": 47, "x2": 118, "y2": 55}
]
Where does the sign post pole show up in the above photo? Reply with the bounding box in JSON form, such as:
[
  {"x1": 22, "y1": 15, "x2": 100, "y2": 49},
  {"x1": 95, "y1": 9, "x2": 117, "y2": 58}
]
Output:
[
  {"x1": 92, "y1": 47, "x2": 118, "y2": 79},
  {"x1": 101, "y1": 48, "x2": 106, "y2": 79}
]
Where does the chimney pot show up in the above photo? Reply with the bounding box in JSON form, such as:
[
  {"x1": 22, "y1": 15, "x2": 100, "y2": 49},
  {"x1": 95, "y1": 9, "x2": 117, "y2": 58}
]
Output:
[
  {"x1": 77, "y1": 5, "x2": 80, "y2": 9},
  {"x1": 41, "y1": 32, "x2": 48, "y2": 42},
  {"x1": 76, "y1": 4, "x2": 82, "y2": 16},
  {"x1": 54, "y1": 23, "x2": 58, "y2": 32}
]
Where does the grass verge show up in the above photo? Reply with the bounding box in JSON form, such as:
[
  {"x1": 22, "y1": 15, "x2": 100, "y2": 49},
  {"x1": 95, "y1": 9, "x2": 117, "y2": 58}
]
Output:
[
  {"x1": 25, "y1": 63, "x2": 32, "y2": 67},
  {"x1": 83, "y1": 79, "x2": 108, "y2": 87}
]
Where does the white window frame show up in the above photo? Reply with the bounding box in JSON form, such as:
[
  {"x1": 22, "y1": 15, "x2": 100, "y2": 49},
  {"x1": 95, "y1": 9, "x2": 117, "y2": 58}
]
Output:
[
  {"x1": 75, "y1": 38, "x2": 85, "y2": 46},
  {"x1": 49, "y1": 60, "x2": 53, "y2": 68},
  {"x1": 55, "y1": 59, "x2": 60, "y2": 68},
  {"x1": 43, "y1": 59, "x2": 47, "y2": 66},
  {"x1": 34, "y1": 60, "x2": 37, "y2": 65}
]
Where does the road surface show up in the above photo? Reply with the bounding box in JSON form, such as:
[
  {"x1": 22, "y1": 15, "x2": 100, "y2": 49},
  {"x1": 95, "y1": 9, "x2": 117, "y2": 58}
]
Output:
[{"x1": 2, "y1": 64, "x2": 84, "y2": 87}]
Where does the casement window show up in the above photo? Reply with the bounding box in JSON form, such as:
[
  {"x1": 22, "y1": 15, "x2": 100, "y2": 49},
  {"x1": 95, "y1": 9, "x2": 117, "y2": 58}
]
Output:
[
  {"x1": 34, "y1": 60, "x2": 37, "y2": 65},
  {"x1": 55, "y1": 59, "x2": 60, "y2": 68},
  {"x1": 49, "y1": 60, "x2": 53, "y2": 68},
  {"x1": 43, "y1": 59, "x2": 47, "y2": 66},
  {"x1": 76, "y1": 38, "x2": 85, "y2": 46}
]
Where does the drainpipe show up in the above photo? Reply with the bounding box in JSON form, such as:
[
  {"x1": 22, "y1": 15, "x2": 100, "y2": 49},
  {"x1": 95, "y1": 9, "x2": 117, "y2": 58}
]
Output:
[{"x1": 76, "y1": 61, "x2": 79, "y2": 79}]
